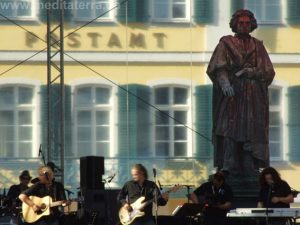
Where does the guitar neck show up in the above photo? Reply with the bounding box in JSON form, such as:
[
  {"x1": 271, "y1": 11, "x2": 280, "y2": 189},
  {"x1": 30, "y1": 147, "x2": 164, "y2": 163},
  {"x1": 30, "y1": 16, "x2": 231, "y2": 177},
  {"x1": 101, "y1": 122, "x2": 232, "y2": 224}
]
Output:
[
  {"x1": 50, "y1": 201, "x2": 64, "y2": 208},
  {"x1": 165, "y1": 189, "x2": 173, "y2": 194},
  {"x1": 146, "y1": 187, "x2": 179, "y2": 205}
]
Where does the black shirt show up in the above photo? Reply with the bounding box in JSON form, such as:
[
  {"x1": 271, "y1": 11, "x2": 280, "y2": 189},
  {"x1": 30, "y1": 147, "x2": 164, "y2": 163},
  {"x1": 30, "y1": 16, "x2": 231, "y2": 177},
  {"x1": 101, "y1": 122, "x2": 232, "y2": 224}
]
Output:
[
  {"x1": 258, "y1": 180, "x2": 292, "y2": 208},
  {"x1": 6, "y1": 184, "x2": 28, "y2": 207},
  {"x1": 193, "y1": 181, "x2": 233, "y2": 217},
  {"x1": 22, "y1": 181, "x2": 66, "y2": 221},
  {"x1": 117, "y1": 180, "x2": 167, "y2": 219}
]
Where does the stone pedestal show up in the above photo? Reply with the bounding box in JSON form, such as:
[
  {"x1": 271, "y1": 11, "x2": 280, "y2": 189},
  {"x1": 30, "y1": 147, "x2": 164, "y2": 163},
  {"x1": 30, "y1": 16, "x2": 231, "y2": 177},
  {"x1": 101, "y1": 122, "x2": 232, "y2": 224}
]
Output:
[{"x1": 226, "y1": 171, "x2": 260, "y2": 208}]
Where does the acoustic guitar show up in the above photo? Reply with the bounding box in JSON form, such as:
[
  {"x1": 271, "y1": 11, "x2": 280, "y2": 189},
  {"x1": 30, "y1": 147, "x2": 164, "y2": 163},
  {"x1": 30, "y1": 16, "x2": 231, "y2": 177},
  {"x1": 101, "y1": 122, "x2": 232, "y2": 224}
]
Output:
[{"x1": 22, "y1": 196, "x2": 69, "y2": 223}]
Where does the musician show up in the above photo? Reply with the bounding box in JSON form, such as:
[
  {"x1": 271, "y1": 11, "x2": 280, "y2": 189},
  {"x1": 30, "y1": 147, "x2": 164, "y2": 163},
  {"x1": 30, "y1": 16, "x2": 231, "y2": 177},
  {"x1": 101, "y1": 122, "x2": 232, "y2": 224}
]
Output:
[
  {"x1": 19, "y1": 166, "x2": 67, "y2": 225},
  {"x1": 6, "y1": 170, "x2": 32, "y2": 225},
  {"x1": 117, "y1": 164, "x2": 169, "y2": 225},
  {"x1": 257, "y1": 167, "x2": 293, "y2": 225},
  {"x1": 190, "y1": 172, "x2": 233, "y2": 225}
]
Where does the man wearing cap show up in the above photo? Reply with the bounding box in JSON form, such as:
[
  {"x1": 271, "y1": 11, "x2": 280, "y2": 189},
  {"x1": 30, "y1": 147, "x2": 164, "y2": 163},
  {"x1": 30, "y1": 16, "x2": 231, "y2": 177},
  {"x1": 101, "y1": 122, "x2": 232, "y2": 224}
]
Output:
[{"x1": 6, "y1": 170, "x2": 32, "y2": 225}]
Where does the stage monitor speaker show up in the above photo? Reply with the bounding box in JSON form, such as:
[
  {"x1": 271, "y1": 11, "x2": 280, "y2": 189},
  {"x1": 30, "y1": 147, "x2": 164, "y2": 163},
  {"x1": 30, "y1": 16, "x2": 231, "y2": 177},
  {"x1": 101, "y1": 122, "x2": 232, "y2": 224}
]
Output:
[{"x1": 80, "y1": 156, "x2": 104, "y2": 190}]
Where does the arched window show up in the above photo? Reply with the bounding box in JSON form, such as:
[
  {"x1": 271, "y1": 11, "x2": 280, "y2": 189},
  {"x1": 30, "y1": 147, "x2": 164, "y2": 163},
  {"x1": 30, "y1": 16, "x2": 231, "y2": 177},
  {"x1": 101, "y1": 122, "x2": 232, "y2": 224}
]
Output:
[
  {"x1": 153, "y1": 85, "x2": 191, "y2": 157},
  {"x1": 74, "y1": 84, "x2": 114, "y2": 157},
  {"x1": 0, "y1": 85, "x2": 36, "y2": 157},
  {"x1": 269, "y1": 85, "x2": 283, "y2": 160}
]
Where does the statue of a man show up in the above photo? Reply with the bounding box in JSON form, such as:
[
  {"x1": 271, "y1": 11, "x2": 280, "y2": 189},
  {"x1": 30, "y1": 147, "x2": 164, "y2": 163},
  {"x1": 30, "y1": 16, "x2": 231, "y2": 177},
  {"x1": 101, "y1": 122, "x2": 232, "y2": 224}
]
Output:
[{"x1": 207, "y1": 10, "x2": 275, "y2": 174}]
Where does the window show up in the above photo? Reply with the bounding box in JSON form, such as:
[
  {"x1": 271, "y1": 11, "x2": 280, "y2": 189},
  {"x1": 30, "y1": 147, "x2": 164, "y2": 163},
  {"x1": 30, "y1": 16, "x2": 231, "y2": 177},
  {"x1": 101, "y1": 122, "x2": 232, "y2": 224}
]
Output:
[
  {"x1": 0, "y1": 85, "x2": 35, "y2": 157},
  {"x1": 244, "y1": 0, "x2": 282, "y2": 24},
  {"x1": 269, "y1": 86, "x2": 283, "y2": 160},
  {"x1": 0, "y1": 0, "x2": 36, "y2": 19},
  {"x1": 152, "y1": 0, "x2": 190, "y2": 22},
  {"x1": 74, "y1": 85, "x2": 113, "y2": 157},
  {"x1": 153, "y1": 86, "x2": 190, "y2": 157},
  {"x1": 74, "y1": 0, "x2": 114, "y2": 21}
]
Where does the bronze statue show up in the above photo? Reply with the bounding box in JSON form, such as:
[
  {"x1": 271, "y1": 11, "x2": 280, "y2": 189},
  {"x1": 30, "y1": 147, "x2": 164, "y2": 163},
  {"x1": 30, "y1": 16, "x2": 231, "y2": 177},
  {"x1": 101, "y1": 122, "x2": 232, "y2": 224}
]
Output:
[{"x1": 207, "y1": 9, "x2": 275, "y2": 174}]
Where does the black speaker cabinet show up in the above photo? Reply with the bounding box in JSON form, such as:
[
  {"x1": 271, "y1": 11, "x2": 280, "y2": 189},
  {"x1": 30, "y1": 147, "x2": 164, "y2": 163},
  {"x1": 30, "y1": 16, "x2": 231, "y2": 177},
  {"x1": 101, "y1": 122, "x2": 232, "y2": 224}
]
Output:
[{"x1": 80, "y1": 156, "x2": 105, "y2": 190}]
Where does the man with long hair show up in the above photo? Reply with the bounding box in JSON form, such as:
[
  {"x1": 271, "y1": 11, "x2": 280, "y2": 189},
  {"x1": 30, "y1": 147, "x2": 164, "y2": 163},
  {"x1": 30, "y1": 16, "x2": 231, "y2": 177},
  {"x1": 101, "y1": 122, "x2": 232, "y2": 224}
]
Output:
[
  {"x1": 258, "y1": 167, "x2": 293, "y2": 225},
  {"x1": 207, "y1": 9, "x2": 275, "y2": 173},
  {"x1": 117, "y1": 164, "x2": 169, "y2": 225}
]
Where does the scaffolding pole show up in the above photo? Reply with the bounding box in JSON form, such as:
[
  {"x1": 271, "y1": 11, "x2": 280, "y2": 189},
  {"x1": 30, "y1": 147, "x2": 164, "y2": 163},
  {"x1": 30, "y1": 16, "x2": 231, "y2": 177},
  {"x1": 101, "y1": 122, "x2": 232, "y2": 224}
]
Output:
[{"x1": 46, "y1": 0, "x2": 65, "y2": 184}]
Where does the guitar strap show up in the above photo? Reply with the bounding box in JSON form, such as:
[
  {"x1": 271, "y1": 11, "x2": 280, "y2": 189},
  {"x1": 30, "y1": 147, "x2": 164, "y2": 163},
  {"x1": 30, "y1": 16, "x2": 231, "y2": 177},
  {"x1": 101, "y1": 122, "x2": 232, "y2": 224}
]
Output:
[{"x1": 140, "y1": 185, "x2": 145, "y2": 197}]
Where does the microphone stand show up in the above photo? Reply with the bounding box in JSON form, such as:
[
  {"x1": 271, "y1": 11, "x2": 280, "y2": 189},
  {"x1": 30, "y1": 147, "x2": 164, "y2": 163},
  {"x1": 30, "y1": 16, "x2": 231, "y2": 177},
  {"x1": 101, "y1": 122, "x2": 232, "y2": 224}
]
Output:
[
  {"x1": 266, "y1": 184, "x2": 272, "y2": 225},
  {"x1": 64, "y1": 188, "x2": 74, "y2": 200},
  {"x1": 153, "y1": 170, "x2": 158, "y2": 225},
  {"x1": 38, "y1": 144, "x2": 46, "y2": 166},
  {"x1": 102, "y1": 174, "x2": 115, "y2": 225},
  {"x1": 181, "y1": 184, "x2": 195, "y2": 203}
]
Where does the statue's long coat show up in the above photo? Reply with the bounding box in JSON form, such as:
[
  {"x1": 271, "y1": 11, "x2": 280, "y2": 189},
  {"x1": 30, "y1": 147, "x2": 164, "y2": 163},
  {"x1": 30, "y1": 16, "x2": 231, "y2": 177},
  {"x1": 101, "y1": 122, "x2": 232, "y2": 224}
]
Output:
[{"x1": 207, "y1": 35, "x2": 275, "y2": 168}]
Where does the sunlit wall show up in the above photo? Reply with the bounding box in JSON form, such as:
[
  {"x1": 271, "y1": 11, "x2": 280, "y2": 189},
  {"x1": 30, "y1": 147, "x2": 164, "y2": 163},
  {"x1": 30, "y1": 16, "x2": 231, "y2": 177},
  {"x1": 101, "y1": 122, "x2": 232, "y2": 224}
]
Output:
[{"x1": 0, "y1": 0, "x2": 300, "y2": 211}]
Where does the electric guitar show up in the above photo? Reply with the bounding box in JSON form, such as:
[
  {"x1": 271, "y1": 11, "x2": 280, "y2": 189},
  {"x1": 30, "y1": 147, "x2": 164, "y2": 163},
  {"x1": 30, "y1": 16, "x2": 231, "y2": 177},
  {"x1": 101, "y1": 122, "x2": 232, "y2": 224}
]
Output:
[
  {"x1": 119, "y1": 185, "x2": 182, "y2": 225},
  {"x1": 22, "y1": 196, "x2": 70, "y2": 223}
]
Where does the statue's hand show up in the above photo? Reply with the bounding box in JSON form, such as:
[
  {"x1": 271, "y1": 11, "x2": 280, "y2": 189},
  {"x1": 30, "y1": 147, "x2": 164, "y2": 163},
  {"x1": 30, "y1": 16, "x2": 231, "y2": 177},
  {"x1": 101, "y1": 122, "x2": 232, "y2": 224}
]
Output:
[
  {"x1": 236, "y1": 67, "x2": 262, "y2": 80},
  {"x1": 222, "y1": 86, "x2": 235, "y2": 97}
]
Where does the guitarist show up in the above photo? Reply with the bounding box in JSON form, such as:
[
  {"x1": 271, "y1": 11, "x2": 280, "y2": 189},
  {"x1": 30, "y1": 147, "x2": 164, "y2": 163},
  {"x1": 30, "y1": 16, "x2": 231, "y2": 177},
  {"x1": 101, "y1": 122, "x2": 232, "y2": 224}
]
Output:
[
  {"x1": 19, "y1": 166, "x2": 67, "y2": 225},
  {"x1": 117, "y1": 164, "x2": 169, "y2": 225}
]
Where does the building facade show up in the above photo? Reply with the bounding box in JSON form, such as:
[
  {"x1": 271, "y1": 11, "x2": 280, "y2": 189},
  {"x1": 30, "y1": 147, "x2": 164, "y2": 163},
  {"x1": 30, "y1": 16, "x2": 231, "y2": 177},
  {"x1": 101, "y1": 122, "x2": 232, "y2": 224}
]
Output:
[{"x1": 0, "y1": 0, "x2": 300, "y2": 208}]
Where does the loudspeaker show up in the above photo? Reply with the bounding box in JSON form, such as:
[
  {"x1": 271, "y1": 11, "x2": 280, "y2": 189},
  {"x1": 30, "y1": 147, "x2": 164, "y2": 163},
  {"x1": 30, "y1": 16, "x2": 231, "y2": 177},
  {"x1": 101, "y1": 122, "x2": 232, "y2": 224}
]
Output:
[{"x1": 80, "y1": 156, "x2": 105, "y2": 190}]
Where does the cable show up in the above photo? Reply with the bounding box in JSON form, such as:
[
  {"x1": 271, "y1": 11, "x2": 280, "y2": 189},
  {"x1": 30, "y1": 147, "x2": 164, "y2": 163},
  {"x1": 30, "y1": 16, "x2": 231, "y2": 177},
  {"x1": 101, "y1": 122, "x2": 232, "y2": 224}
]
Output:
[
  {"x1": 63, "y1": 51, "x2": 212, "y2": 142},
  {"x1": 0, "y1": 0, "x2": 131, "y2": 77},
  {"x1": 0, "y1": 14, "x2": 46, "y2": 43},
  {"x1": 0, "y1": 48, "x2": 47, "y2": 77},
  {"x1": 64, "y1": 0, "x2": 130, "y2": 40},
  {"x1": 0, "y1": 1, "x2": 213, "y2": 143}
]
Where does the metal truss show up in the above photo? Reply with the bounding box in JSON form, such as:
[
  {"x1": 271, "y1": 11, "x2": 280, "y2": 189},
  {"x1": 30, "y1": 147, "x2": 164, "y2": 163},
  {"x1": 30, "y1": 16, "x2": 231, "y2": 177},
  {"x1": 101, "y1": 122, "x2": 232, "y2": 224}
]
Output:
[{"x1": 46, "y1": 0, "x2": 65, "y2": 184}]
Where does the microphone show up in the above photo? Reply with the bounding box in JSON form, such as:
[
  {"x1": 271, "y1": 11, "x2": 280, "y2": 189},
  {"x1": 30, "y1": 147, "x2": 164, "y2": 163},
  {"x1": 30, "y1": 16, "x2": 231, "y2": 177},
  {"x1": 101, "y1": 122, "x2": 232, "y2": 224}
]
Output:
[
  {"x1": 153, "y1": 168, "x2": 157, "y2": 178},
  {"x1": 54, "y1": 165, "x2": 62, "y2": 172},
  {"x1": 44, "y1": 171, "x2": 49, "y2": 181},
  {"x1": 107, "y1": 173, "x2": 116, "y2": 183},
  {"x1": 64, "y1": 188, "x2": 74, "y2": 195},
  {"x1": 268, "y1": 181, "x2": 274, "y2": 188},
  {"x1": 38, "y1": 144, "x2": 42, "y2": 156},
  {"x1": 157, "y1": 180, "x2": 162, "y2": 190}
]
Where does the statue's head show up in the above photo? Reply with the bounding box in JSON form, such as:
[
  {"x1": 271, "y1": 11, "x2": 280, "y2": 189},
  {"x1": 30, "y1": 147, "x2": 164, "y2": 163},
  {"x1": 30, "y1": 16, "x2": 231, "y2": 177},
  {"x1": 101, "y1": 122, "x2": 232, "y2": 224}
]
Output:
[{"x1": 230, "y1": 9, "x2": 257, "y2": 34}]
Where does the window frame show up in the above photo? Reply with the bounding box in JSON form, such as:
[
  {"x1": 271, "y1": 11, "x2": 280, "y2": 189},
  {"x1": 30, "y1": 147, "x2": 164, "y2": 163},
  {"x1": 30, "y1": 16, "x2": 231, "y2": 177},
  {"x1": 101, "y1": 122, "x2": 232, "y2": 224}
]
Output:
[
  {"x1": 150, "y1": 0, "x2": 191, "y2": 23},
  {"x1": 151, "y1": 84, "x2": 192, "y2": 158},
  {"x1": 73, "y1": 83, "x2": 116, "y2": 157},
  {"x1": 73, "y1": 0, "x2": 116, "y2": 22},
  {"x1": 0, "y1": 84, "x2": 38, "y2": 158},
  {"x1": 268, "y1": 85, "x2": 284, "y2": 161}
]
